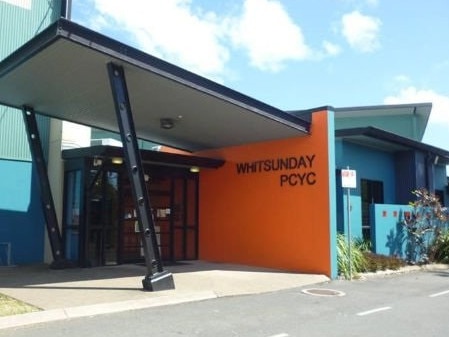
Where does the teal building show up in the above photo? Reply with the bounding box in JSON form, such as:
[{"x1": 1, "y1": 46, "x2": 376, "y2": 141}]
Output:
[{"x1": 0, "y1": 0, "x2": 68, "y2": 265}]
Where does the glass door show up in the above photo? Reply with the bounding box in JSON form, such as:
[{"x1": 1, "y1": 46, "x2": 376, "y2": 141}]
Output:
[
  {"x1": 119, "y1": 169, "x2": 199, "y2": 263},
  {"x1": 172, "y1": 176, "x2": 198, "y2": 261},
  {"x1": 87, "y1": 169, "x2": 120, "y2": 266},
  {"x1": 63, "y1": 169, "x2": 82, "y2": 263}
]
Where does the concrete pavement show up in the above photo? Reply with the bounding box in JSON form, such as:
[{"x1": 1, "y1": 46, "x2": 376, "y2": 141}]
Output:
[{"x1": 0, "y1": 261, "x2": 329, "y2": 330}]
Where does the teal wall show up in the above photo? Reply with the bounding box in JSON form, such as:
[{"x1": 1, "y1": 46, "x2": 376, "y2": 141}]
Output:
[
  {"x1": 434, "y1": 165, "x2": 448, "y2": 205},
  {"x1": 370, "y1": 203, "x2": 412, "y2": 257},
  {"x1": 0, "y1": 0, "x2": 63, "y2": 59},
  {"x1": 0, "y1": 0, "x2": 65, "y2": 265},
  {"x1": 0, "y1": 159, "x2": 45, "y2": 264},
  {"x1": 340, "y1": 193, "x2": 362, "y2": 239},
  {"x1": 325, "y1": 109, "x2": 338, "y2": 279},
  {"x1": 336, "y1": 138, "x2": 449, "y2": 258},
  {"x1": 0, "y1": 0, "x2": 62, "y2": 161},
  {"x1": 336, "y1": 114, "x2": 422, "y2": 141},
  {"x1": 335, "y1": 140, "x2": 396, "y2": 241},
  {"x1": 335, "y1": 140, "x2": 396, "y2": 203}
]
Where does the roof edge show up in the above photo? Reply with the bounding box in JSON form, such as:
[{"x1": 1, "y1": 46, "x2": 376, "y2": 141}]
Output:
[
  {"x1": 55, "y1": 19, "x2": 311, "y2": 133},
  {"x1": 334, "y1": 102, "x2": 432, "y2": 112},
  {"x1": 62, "y1": 145, "x2": 225, "y2": 168},
  {"x1": 336, "y1": 126, "x2": 449, "y2": 162}
]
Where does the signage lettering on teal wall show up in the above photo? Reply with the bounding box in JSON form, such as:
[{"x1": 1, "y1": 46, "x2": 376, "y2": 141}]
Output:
[{"x1": 235, "y1": 154, "x2": 316, "y2": 187}]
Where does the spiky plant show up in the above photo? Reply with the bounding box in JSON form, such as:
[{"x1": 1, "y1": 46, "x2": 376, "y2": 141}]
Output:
[{"x1": 337, "y1": 233, "x2": 367, "y2": 279}]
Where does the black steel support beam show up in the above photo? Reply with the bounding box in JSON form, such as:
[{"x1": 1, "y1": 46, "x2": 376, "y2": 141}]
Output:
[
  {"x1": 107, "y1": 62, "x2": 175, "y2": 291},
  {"x1": 22, "y1": 106, "x2": 68, "y2": 268}
]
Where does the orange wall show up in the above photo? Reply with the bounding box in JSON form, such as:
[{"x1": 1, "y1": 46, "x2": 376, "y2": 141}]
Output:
[{"x1": 196, "y1": 110, "x2": 333, "y2": 276}]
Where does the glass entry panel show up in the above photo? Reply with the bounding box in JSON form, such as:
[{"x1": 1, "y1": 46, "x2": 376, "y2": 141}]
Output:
[
  {"x1": 120, "y1": 170, "x2": 198, "y2": 263},
  {"x1": 87, "y1": 170, "x2": 119, "y2": 266},
  {"x1": 64, "y1": 170, "x2": 82, "y2": 262},
  {"x1": 173, "y1": 177, "x2": 198, "y2": 260}
]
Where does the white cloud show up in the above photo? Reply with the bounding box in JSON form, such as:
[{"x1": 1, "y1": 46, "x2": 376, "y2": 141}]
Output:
[
  {"x1": 91, "y1": 0, "x2": 229, "y2": 80},
  {"x1": 384, "y1": 86, "x2": 449, "y2": 148},
  {"x1": 229, "y1": 0, "x2": 312, "y2": 72},
  {"x1": 322, "y1": 41, "x2": 342, "y2": 56},
  {"x1": 341, "y1": 10, "x2": 381, "y2": 53},
  {"x1": 82, "y1": 0, "x2": 319, "y2": 77}
]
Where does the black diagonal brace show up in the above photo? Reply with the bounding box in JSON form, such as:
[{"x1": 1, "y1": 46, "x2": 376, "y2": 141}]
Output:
[
  {"x1": 22, "y1": 106, "x2": 67, "y2": 268},
  {"x1": 107, "y1": 62, "x2": 175, "y2": 291}
]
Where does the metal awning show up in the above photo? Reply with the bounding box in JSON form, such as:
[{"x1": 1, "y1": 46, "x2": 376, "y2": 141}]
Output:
[
  {"x1": 0, "y1": 18, "x2": 310, "y2": 152},
  {"x1": 62, "y1": 145, "x2": 225, "y2": 168},
  {"x1": 336, "y1": 127, "x2": 449, "y2": 165}
]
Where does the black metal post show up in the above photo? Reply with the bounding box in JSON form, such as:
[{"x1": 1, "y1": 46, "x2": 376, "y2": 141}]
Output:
[
  {"x1": 107, "y1": 62, "x2": 175, "y2": 291},
  {"x1": 22, "y1": 106, "x2": 68, "y2": 269}
]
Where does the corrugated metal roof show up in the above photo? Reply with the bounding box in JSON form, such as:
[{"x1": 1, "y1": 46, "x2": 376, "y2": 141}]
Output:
[{"x1": 0, "y1": 0, "x2": 64, "y2": 160}]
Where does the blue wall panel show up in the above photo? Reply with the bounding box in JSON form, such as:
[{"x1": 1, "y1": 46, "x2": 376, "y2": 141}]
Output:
[
  {"x1": 335, "y1": 140, "x2": 397, "y2": 241},
  {"x1": 0, "y1": 159, "x2": 45, "y2": 265},
  {"x1": 341, "y1": 194, "x2": 363, "y2": 239},
  {"x1": 337, "y1": 141, "x2": 396, "y2": 203},
  {"x1": 434, "y1": 165, "x2": 448, "y2": 206},
  {"x1": 0, "y1": 0, "x2": 64, "y2": 265},
  {"x1": 326, "y1": 110, "x2": 338, "y2": 279},
  {"x1": 370, "y1": 203, "x2": 411, "y2": 257}
]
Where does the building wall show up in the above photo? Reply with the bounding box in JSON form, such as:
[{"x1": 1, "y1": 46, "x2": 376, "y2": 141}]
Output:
[
  {"x1": 335, "y1": 140, "x2": 396, "y2": 240},
  {"x1": 395, "y1": 150, "x2": 448, "y2": 205},
  {"x1": 0, "y1": 0, "x2": 64, "y2": 265},
  {"x1": 0, "y1": 0, "x2": 64, "y2": 159},
  {"x1": 0, "y1": 159, "x2": 45, "y2": 264},
  {"x1": 434, "y1": 165, "x2": 449, "y2": 206},
  {"x1": 370, "y1": 203, "x2": 412, "y2": 257},
  {"x1": 336, "y1": 139, "x2": 449, "y2": 254},
  {"x1": 336, "y1": 114, "x2": 421, "y2": 141},
  {"x1": 335, "y1": 140, "x2": 396, "y2": 203},
  {"x1": 197, "y1": 110, "x2": 337, "y2": 277}
]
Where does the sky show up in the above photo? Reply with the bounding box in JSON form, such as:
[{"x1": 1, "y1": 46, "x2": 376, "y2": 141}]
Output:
[{"x1": 71, "y1": 0, "x2": 449, "y2": 151}]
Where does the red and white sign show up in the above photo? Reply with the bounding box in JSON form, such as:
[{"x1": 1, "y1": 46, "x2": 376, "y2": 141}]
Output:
[{"x1": 341, "y1": 169, "x2": 357, "y2": 188}]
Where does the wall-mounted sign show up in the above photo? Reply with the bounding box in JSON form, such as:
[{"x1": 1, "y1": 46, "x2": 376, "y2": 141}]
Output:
[
  {"x1": 341, "y1": 169, "x2": 356, "y2": 188},
  {"x1": 235, "y1": 154, "x2": 317, "y2": 187}
]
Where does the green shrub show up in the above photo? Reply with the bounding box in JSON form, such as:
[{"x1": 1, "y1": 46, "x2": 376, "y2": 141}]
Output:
[
  {"x1": 337, "y1": 234, "x2": 367, "y2": 279},
  {"x1": 403, "y1": 189, "x2": 448, "y2": 264},
  {"x1": 362, "y1": 252, "x2": 406, "y2": 272},
  {"x1": 337, "y1": 234, "x2": 408, "y2": 278},
  {"x1": 353, "y1": 237, "x2": 372, "y2": 252},
  {"x1": 433, "y1": 230, "x2": 449, "y2": 263}
]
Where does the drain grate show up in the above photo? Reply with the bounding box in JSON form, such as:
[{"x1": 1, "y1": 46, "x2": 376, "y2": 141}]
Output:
[{"x1": 301, "y1": 288, "x2": 345, "y2": 297}]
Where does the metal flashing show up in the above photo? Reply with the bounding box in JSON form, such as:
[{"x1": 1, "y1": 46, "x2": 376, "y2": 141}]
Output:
[
  {"x1": 336, "y1": 126, "x2": 449, "y2": 164},
  {"x1": 62, "y1": 145, "x2": 225, "y2": 169}
]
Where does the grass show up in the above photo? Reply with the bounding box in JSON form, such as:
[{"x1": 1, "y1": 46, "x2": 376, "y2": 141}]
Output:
[{"x1": 0, "y1": 293, "x2": 40, "y2": 317}]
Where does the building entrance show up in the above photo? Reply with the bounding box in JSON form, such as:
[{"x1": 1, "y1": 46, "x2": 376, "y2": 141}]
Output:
[
  {"x1": 61, "y1": 146, "x2": 211, "y2": 267},
  {"x1": 121, "y1": 168, "x2": 199, "y2": 263},
  {"x1": 87, "y1": 170, "x2": 120, "y2": 266}
]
